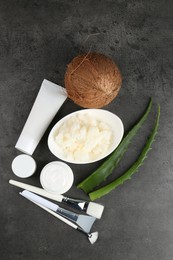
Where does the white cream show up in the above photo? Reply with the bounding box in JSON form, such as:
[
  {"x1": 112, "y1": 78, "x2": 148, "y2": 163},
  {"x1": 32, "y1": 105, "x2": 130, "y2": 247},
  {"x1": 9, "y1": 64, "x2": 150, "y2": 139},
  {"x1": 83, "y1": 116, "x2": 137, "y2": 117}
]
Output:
[
  {"x1": 40, "y1": 161, "x2": 74, "y2": 194},
  {"x1": 15, "y1": 79, "x2": 67, "y2": 155}
]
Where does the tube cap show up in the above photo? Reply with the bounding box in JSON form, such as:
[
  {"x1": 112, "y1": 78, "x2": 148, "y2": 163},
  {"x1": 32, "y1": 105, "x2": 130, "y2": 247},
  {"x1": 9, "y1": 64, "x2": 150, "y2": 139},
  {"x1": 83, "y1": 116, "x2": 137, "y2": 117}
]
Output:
[
  {"x1": 11, "y1": 154, "x2": 37, "y2": 178},
  {"x1": 15, "y1": 135, "x2": 38, "y2": 155}
]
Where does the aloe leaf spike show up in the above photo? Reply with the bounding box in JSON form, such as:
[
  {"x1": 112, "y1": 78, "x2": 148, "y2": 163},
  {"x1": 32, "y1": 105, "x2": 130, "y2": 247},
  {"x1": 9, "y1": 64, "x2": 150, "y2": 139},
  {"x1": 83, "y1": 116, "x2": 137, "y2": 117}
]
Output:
[{"x1": 89, "y1": 105, "x2": 160, "y2": 201}]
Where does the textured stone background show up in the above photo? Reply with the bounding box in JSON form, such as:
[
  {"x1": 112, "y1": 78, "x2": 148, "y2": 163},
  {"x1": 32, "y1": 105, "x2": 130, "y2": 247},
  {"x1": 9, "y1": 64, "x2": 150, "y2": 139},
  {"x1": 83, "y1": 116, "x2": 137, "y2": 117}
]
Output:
[{"x1": 0, "y1": 0, "x2": 173, "y2": 259}]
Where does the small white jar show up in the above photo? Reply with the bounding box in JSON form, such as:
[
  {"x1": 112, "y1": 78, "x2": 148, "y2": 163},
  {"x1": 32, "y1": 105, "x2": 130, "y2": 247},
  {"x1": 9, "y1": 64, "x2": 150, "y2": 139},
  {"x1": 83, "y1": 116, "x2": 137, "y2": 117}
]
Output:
[
  {"x1": 40, "y1": 161, "x2": 74, "y2": 194},
  {"x1": 11, "y1": 154, "x2": 37, "y2": 178}
]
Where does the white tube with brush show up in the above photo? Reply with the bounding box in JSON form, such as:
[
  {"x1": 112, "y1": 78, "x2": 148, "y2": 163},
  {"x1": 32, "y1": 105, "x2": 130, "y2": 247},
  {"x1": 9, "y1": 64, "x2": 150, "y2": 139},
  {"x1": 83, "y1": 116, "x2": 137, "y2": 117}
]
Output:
[
  {"x1": 9, "y1": 179, "x2": 104, "y2": 219},
  {"x1": 15, "y1": 79, "x2": 67, "y2": 155}
]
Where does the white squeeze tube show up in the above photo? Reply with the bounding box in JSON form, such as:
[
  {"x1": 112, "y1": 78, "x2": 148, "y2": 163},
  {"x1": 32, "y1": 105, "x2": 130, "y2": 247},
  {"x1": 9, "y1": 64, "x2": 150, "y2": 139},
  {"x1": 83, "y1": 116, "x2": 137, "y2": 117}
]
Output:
[{"x1": 15, "y1": 79, "x2": 68, "y2": 155}]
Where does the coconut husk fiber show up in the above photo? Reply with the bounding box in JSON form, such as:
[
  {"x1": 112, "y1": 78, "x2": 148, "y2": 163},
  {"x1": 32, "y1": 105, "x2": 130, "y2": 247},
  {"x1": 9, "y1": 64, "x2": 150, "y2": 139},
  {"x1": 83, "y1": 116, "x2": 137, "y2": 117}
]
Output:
[{"x1": 64, "y1": 52, "x2": 122, "y2": 108}]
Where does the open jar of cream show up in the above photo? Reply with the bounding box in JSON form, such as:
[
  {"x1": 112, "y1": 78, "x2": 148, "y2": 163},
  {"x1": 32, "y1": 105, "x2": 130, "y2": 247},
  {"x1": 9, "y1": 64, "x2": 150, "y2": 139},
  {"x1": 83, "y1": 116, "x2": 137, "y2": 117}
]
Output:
[{"x1": 40, "y1": 161, "x2": 74, "y2": 194}]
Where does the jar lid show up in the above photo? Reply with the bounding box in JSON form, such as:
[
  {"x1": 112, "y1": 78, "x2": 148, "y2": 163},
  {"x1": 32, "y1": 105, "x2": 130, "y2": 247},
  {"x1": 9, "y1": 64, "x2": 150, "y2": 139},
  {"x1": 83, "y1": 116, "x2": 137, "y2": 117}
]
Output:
[
  {"x1": 40, "y1": 161, "x2": 74, "y2": 194},
  {"x1": 11, "y1": 154, "x2": 37, "y2": 178}
]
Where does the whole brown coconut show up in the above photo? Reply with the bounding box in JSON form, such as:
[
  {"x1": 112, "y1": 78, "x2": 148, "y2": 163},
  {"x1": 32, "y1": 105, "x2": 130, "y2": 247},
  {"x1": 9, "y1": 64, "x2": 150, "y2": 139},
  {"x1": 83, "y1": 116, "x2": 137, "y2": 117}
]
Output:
[{"x1": 64, "y1": 52, "x2": 122, "y2": 108}]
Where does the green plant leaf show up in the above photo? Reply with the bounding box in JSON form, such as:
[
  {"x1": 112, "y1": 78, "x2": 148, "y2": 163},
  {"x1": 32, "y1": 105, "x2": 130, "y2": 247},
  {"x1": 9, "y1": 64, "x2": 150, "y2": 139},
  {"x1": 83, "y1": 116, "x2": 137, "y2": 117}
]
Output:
[
  {"x1": 77, "y1": 99, "x2": 153, "y2": 193},
  {"x1": 89, "y1": 105, "x2": 160, "y2": 201}
]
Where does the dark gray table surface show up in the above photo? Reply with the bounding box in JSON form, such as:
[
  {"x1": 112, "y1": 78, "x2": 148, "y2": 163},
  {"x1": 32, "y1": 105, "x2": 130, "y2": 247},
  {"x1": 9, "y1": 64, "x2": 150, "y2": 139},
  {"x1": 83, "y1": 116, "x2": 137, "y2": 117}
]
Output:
[{"x1": 0, "y1": 1, "x2": 173, "y2": 259}]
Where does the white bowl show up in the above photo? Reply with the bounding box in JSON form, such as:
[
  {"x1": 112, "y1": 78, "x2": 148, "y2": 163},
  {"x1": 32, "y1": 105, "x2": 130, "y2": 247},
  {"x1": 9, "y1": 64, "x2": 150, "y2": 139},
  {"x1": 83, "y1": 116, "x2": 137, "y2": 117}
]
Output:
[{"x1": 48, "y1": 109, "x2": 124, "y2": 164}]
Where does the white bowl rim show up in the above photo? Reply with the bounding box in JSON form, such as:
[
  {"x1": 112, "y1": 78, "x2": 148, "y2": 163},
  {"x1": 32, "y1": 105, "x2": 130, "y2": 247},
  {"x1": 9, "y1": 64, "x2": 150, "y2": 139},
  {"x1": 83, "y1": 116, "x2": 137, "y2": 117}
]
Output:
[{"x1": 48, "y1": 109, "x2": 124, "y2": 164}]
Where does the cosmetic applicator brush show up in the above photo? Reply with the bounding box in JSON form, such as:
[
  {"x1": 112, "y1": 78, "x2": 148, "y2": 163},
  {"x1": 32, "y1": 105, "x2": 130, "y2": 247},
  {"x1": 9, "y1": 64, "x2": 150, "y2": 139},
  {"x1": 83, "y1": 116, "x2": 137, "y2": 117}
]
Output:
[
  {"x1": 19, "y1": 192, "x2": 98, "y2": 244},
  {"x1": 9, "y1": 179, "x2": 104, "y2": 219},
  {"x1": 20, "y1": 190, "x2": 96, "y2": 233}
]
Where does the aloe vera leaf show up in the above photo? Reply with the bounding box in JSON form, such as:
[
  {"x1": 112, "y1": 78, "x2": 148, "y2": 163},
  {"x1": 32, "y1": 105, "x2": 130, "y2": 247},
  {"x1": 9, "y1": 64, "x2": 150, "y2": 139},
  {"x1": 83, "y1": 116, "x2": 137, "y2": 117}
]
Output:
[
  {"x1": 77, "y1": 99, "x2": 153, "y2": 194},
  {"x1": 89, "y1": 105, "x2": 160, "y2": 201}
]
